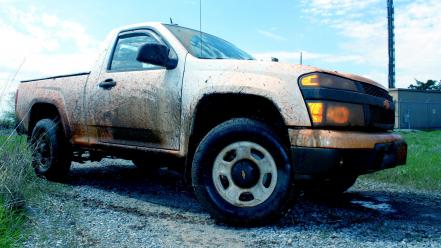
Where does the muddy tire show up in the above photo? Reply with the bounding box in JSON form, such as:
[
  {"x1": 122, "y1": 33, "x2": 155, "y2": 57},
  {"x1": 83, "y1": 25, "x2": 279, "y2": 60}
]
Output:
[
  {"x1": 30, "y1": 118, "x2": 71, "y2": 180},
  {"x1": 192, "y1": 118, "x2": 294, "y2": 226},
  {"x1": 303, "y1": 175, "x2": 358, "y2": 197}
]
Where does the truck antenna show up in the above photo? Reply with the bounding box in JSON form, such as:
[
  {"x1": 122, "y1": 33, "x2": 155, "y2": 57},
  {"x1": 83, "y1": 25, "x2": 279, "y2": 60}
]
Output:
[
  {"x1": 170, "y1": 18, "x2": 173, "y2": 25},
  {"x1": 199, "y1": 0, "x2": 203, "y2": 57},
  {"x1": 300, "y1": 52, "x2": 303, "y2": 65}
]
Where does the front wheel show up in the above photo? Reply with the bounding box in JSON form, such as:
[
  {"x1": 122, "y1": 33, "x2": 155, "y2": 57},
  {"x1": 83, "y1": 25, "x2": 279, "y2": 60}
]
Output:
[{"x1": 192, "y1": 118, "x2": 294, "y2": 225}]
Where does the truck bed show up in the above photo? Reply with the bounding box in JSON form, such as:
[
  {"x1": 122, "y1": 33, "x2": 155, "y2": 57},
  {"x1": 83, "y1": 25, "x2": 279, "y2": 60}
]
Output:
[
  {"x1": 16, "y1": 71, "x2": 92, "y2": 139},
  {"x1": 20, "y1": 72, "x2": 91, "y2": 83}
]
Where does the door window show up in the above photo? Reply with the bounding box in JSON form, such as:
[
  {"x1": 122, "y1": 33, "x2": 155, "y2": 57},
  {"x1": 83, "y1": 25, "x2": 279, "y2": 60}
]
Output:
[{"x1": 109, "y1": 33, "x2": 161, "y2": 71}]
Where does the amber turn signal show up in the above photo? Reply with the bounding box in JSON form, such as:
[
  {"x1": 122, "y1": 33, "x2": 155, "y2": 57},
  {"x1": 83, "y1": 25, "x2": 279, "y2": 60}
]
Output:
[
  {"x1": 301, "y1": 74, "x2": 320, "y2": 87},
  {"x1": 307, "y1": 102, "x2": 324, "y2": 124},
  {"x1": 299, "y1": 73, "x2": 358, "y2": 91}
]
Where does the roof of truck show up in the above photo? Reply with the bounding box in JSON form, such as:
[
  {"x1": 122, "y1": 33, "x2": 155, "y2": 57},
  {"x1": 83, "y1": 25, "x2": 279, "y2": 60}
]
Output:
[{"x1": 113, "y1": 22, "x2": 166, "y2": 32}]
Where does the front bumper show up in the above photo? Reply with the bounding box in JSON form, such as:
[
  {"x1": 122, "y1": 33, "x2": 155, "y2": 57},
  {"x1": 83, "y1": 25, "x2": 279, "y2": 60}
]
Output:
[{"x1": 289, "y1": 129, "x2": 407, "y2": 176}]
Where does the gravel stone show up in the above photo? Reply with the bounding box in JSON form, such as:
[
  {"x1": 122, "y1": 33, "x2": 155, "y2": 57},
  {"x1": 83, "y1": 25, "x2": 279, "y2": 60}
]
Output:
[{"x1": 24, "y1": 159, "x2": 441, "y2": 247}]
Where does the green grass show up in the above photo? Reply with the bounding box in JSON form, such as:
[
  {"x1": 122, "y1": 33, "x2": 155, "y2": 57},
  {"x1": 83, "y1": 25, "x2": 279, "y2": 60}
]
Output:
[
  {"x1": 0, "y1": 134, "x2": 34, "y2": 247},
  {"x1": 0, "y1": 197, "x2": 26, "y2": 247},
  {"x1": 364, "y1": 130, "x2": 441, "y2": 191}
]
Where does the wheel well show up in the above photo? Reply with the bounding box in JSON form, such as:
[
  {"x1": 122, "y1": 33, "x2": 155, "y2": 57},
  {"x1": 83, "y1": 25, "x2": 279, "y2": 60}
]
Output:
[
  {"x1": 186, "y1": 94, "x2": 289, "y2": 177},
  {"x1": 28, "y1": 103, "x2": 64, "y2": 136}
]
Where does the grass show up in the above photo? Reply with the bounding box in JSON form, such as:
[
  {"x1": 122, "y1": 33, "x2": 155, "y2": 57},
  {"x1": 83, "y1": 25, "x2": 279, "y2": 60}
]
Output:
[
  {"x1": 0, "y1": 134, "x2": 35, "y2": 247},
  {"x1": 364, "y1": 130, "x2": 441, "y2": 191},
  {"x1": 0, "y1": 198, "x2": 26, "y2": 247}
]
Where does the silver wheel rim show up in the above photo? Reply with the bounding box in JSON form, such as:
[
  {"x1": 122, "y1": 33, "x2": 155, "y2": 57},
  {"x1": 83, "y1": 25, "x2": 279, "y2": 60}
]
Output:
[{"x1": 212, "y1": 141, "x2": 278, "y2": 207}]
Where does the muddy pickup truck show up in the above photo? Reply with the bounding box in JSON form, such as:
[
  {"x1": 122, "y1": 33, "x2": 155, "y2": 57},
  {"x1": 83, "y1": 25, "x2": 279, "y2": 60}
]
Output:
[{"x1": 16, "y1": 22, "x2": 407, "y2": 225}]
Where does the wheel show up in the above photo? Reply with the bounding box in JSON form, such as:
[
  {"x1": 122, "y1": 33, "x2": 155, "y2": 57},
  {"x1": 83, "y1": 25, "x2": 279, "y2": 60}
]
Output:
[
  {"x1": 191, "y1": 118, "x2": 294, "y2": 225},
  {"x1": 30, "y1": 118, "x2": 71, "y2": 180},
  {"x1": 303, "y1": 174, "x2": 358, "y2": 197}
]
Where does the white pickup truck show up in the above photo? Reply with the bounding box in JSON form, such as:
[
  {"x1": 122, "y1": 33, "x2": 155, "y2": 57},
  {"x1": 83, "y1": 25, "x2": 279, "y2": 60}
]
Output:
[{"x1": 16, "y1": 22, "x2": 407, "y2": 225}]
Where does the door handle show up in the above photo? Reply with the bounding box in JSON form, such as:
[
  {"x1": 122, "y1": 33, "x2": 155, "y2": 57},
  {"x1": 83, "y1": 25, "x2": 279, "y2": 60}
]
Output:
[{"x1": 98, "y1": 78, "x2": 117, "y2": 89}]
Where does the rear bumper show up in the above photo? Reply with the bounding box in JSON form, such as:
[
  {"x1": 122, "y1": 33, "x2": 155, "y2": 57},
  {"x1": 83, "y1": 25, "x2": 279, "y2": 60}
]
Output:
[{"x1": 288, "y1": 129, "x2": 407, "y2": 176}]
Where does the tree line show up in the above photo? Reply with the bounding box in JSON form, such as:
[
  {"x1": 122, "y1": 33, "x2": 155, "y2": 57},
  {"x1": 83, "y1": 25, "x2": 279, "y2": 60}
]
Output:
[
  {"x1": 408, "y1": 79, "x2": 441, "y2": 91},
  {"x1": 0, "y1": 93, "x2": 18, "y2": 130}
]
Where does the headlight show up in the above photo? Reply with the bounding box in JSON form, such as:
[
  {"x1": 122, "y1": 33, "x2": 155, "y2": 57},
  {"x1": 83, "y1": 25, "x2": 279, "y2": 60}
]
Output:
[
  {"x1": 300, "y1": 73, "x2": 358, "y2": 91},
  {"x1": 306, "y1": 101, "x2": 365, "y2": 127},
  {"x1": 298, "y1": 72, "x2": 394, "y2": 130}
]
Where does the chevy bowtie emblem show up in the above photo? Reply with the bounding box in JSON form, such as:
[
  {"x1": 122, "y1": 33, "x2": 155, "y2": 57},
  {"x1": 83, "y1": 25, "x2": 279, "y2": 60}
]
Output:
[{"x1": 383, "y1": 100, "x2": 391, "y2": 110}]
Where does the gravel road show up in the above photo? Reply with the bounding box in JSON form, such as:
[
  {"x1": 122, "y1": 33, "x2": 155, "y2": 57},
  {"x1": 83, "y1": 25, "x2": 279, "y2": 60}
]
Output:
[{"x1": 24, "y1": 159, "x2": 441, "y2": 248}]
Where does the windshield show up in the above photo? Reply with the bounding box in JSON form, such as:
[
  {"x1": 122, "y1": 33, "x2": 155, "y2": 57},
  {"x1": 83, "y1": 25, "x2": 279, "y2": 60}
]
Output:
[{"x1": 165, "y1": 24, "x2": 254, "y2": 60}]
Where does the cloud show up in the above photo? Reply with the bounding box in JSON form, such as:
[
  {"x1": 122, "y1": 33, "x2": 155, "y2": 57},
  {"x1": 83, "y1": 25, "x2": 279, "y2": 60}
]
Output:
[
  {"x1": 257, "y1": 29, "x2": 287, "y2": 42},
  {"x1": 393, "y1": 0, "x2": 441, "y2": 84},
  {"x1": 0, "y1": 6, "x2": 100, "y2": 112},
  {"x1": 41, "y1": 13, "x2": 59, "y2": 28},
  {"x1": 0, "y1": 6, "x2": 99, "y2": 79},
  {"x1": 300, "y1": 0, "x2": 441, "y2": 88},
  {"x1": 303, "y1": 0, "x2": 381, "y2": 17}
]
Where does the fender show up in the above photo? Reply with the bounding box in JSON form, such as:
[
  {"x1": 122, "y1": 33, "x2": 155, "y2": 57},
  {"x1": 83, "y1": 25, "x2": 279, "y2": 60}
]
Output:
[{"x1": 28, "y1": 97, "x2": 72, "y2": 141}]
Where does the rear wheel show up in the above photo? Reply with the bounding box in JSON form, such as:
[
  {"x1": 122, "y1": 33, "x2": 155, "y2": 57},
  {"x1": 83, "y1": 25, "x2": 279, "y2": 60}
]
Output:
[
  {"x1": 192, "y1": 118, "x2": 294, "y2": 225},
  {"x1": 30, "y1": 118, "x2": 71, "y2": 180}
]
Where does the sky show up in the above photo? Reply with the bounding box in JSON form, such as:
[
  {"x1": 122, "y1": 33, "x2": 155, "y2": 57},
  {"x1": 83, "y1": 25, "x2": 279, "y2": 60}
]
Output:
[{"x1": 0, "y1": 0, "x2": 440, "y2": 112}]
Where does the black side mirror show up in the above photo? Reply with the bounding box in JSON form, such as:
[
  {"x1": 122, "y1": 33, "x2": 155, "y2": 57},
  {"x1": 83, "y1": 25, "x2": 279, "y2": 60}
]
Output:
[{"x1": 136, "y1": 43, "x2": 178, "y2": 69}]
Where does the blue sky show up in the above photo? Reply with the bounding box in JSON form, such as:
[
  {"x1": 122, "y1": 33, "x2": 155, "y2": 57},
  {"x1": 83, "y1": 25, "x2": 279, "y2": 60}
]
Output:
[{"x1": 0, "y1": 0, "x2": 440, "y2": 111}]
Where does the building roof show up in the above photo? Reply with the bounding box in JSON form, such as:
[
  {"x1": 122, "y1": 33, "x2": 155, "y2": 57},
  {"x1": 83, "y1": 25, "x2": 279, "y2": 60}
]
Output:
[{"x1": 388, "y1": 88, "x2": 441, "y2": 94}]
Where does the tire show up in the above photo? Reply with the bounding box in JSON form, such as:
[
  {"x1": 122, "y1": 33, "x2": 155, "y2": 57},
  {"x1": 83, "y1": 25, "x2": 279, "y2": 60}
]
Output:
[
  {"x1": 303, "y1": 174, "x2": 358, "y2": 197},
  {"x1": 30, "y1": 118, "x2": 71, "y2": 180},
  {"x1": 191, "y1": 118, "x2": 294, "y2": 226}
]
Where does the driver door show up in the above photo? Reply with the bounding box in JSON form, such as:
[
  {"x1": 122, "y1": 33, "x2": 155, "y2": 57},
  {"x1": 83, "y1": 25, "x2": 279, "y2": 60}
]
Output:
[{"x1": 85, "y1": 30, "x2": 182, "y2": 150}]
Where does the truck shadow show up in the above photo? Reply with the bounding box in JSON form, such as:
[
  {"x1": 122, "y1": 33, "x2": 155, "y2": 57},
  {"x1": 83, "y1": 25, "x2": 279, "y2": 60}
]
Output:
[
  {"x1": 65, "y1": 160, "x2": 203, "y2": 214},
  {"x1": 64, "y1": 159, "x2": 441, "y2": 243}
]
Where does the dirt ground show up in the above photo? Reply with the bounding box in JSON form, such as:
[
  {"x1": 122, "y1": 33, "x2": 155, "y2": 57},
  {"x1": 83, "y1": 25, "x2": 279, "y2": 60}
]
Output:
[{"x1": 24, "y1": 159, "x2": 441, "y2": 248}]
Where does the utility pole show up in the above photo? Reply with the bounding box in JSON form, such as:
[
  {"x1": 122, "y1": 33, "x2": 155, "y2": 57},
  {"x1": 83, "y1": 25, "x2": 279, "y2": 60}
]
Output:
[{"x1": 387, "y1": 0, "x2": 396, "y2": 88}]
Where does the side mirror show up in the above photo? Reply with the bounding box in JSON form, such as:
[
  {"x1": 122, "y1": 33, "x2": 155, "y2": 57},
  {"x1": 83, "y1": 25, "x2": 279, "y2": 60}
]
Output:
[{"x1": 136, "y1": 43, "x2": 178, "y2": 69}]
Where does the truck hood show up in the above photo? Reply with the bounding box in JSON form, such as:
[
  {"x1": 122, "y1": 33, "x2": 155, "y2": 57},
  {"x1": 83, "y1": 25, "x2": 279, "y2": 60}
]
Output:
[{"x1": 197, "y1": 59, "x2": 386, "y2": 90}]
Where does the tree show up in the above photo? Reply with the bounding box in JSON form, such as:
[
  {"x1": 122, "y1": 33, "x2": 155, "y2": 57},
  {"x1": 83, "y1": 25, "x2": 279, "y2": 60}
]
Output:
[
  {"x1": 408, "y1": 79, "x2": 441, "y2": 91},
  {"x1": 0, "y1": 93, "x2": 18, "y2": 130}
]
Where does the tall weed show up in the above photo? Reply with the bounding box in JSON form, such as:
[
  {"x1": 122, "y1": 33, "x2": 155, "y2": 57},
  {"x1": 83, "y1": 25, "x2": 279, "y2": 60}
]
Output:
[{"x1": 0, "y1": 135, "x2": 35, "y2": 210}]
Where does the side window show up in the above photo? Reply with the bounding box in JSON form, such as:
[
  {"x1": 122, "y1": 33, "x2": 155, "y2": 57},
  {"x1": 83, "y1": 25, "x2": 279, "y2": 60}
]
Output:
[{"x1": 110, "y1": 33, "x2": 160, "y2": 71}]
